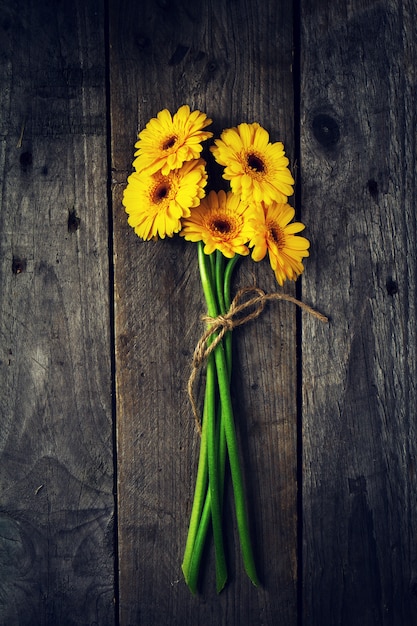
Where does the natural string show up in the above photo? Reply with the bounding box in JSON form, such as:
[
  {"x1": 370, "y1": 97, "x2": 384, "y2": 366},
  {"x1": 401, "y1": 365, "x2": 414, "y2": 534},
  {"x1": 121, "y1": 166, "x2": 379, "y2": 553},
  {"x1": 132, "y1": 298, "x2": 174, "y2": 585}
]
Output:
[{"x1": 187, "y1": 286, "x2": 329, "y2": 434}]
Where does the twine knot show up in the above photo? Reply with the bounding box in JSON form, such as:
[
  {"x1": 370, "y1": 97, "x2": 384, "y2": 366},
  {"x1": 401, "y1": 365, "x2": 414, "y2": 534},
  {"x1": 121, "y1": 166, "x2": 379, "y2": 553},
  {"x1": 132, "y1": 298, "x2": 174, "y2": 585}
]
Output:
[{"x1": 188, "y1": 286, "x2": 328, "y2": 433}]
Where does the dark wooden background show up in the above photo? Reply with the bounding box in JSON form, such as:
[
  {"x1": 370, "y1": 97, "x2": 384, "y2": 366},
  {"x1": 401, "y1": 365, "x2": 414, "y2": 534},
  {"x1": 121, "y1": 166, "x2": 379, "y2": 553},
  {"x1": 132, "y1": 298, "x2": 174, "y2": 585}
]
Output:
[{"x1": 1, "y1": 0, "x2": 416, "y2": 624}]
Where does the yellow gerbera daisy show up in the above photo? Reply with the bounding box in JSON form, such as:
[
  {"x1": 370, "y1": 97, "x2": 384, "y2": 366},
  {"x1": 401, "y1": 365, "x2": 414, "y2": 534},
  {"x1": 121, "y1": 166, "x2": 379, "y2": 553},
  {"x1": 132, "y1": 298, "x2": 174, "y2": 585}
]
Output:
[
  {"x1": 132, "y1": 105, "x2": 213, "y2": 175},
  {"x1": 210, "y1": 122, "x2": 294, "y2": 204},
  {"x1": 248, "y1": 201, "x2": 310, "y2": 285},
  {"x1": 180, "y1": 190, "x2": 253, "y2": 258},
  {"x1": 122, "y1": 159, "x2": 208, "y2": 240}
]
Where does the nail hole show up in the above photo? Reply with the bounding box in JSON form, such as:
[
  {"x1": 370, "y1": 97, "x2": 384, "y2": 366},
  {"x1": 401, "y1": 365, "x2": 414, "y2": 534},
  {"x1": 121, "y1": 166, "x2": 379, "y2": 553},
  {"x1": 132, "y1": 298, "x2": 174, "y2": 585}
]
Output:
[
  {"x1": 12, "y1": 256, "x2": 27, "y2": 274},
  {"x1": 367, "y1": 179, "x2": 379, "y2": 197},
  {"x1": 207, "y1": 60, "x2": 217, "y2": 73},
  {"x1": 386, "y1": 277, "x2": 398, "y2": 296},
  {"x1": 68, "y1": 208, "x2": 81, "y2": 233},
  {"x1": 20, "y1": 151, "x2": 33, "y2": 171}
]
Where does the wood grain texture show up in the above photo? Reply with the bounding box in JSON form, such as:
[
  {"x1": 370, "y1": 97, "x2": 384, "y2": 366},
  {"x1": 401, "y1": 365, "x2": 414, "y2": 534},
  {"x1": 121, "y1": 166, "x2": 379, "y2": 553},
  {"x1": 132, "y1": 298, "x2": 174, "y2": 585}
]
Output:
[
  {"x1": 110, "y1": 0, "x2": 298, "y2": 623},
  {"x1": 0, "y1": 1, "x2": 114, "y2": 623},
  {"x1": 300, "y1": 1, "x2": 417, "y2": 624},
  {"x1": 3, "y1": 0, "x2": 414, "y2": 623}
]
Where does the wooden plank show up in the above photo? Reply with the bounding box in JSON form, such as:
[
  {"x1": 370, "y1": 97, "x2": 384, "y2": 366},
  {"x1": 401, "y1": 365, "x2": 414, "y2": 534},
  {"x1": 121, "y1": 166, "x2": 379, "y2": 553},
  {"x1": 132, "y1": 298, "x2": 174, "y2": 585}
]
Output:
[
  {"x1": 0, "y1": 1, "x2": 115, "y2": 623},
  {"x1": 300, "y1": 1, "x2": 417, "y2": 624},
  {"x1": 110, "y1": 0, "x2": 298, "y2": 622}
]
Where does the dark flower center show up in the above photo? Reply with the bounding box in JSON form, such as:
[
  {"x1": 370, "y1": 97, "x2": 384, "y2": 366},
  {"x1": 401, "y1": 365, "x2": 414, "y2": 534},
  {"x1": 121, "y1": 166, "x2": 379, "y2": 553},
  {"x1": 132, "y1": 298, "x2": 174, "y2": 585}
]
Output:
[
  {"x1": 212, "y1": 218, "x2": 232, "y2": 234},
  {"x1": 269, "y1": 224, "x2": 284, "y2": 248},
  {"x1": 247, "y1": 153, "x2": 265, "y2": 173},
  {"x1": 153, "y1": 182, "x2": 170, "y2": 203},
  {"x1": 162, "y1": 135, "x2": 177, "y2": 150}
]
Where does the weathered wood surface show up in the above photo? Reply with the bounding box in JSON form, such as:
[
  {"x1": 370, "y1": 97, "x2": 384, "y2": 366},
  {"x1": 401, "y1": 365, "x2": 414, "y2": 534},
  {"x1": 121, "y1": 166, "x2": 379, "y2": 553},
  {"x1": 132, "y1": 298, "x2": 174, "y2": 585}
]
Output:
[
  {"x1": 1, "y1": 0, "x2": 416, "y2": 624},
  {"x1": 110, "y1": 0, "x2": 298, "y2": 623},
  {"x1": 0, "y1": 1, "x2": 114, "y2": 624},
  {"x1": 300, "y1": 1, "x2": 417, "y2": 624}
]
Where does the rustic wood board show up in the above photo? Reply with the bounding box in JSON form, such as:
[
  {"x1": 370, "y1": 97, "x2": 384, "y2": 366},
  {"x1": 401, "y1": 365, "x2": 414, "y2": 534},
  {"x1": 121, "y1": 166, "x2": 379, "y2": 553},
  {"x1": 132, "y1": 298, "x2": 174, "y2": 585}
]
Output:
[
  {"x1": 300, "y1": 1, "x2": 417, "y2": 624},
  {"x1": 110, "y1": 0, "x2": 299, "y2": 623},
  {"x1": 2, "y1": 0, "x2": 415, "y2": 623},
  {"x1": 0, "y1": 1, "x2": 114, "y2": 623}
]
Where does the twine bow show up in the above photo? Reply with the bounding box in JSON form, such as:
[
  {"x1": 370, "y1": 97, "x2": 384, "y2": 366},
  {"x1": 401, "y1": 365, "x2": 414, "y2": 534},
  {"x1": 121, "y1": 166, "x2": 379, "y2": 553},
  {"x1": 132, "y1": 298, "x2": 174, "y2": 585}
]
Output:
[{"x1": 187, "y1": 286, "x2": 328, "y2": 433}]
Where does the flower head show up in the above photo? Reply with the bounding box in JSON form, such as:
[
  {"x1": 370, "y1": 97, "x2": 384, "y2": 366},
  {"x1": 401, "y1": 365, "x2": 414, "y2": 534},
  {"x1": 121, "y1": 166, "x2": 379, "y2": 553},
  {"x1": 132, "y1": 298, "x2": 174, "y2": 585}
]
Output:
[
  {"x1": 123, "y1": 159, "x2": 208, "y2": 240},
  {"x1": 180, "y1": 190, "x2": 253, "y2": 258},
  {"x1": 133, "y1": 105, "x2": 213, "y2": 175},
  {"x1": 210, "y1": 122, "x2": 294, "y2": 204},
  {"x1": 248, "y1": 201, "x2": 310, "y2": 285}
]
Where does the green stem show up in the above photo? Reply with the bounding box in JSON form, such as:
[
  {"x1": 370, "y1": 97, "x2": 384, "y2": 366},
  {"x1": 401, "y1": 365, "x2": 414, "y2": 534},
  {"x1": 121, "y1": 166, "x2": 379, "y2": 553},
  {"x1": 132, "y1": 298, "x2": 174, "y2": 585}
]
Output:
[
  {"x1": 186, "y1": 250, "x2": 232, "y2": 593},
  {"x1": 185, "y1": 483, "x2": 212, "y2": 593},
  {"x1": 212, "y1": 335, "x2": 259, "y2": 587},
  {"x1": 186, "y1": 243, "x2": 227, "y2": 592},
  {"x1": 215, "y1": 252, "x2": 234, "y2": 502},
  {"x1": 207, "y1": 358, "x2": 228, "y2": 593},
  {"x1": 218, "y1": 254, "x2": 237, "y2": 463},
  {"x1": 198, "y1": 243, "x2": 219, "y2": 319},
  {"x1": 198, "y1": 243, "x2": 228, "y2": 591},
  {"x1": 182, "y1": 248, "x2": 226, "y2": 590},
  {"x1": 215, "y1": 250, "x2": 226, "y2": 314},
  {"x1": 222, "y1": 254, "x2": 239, "y2": 376},
  {"x1": 183, "y1": 244, "x2": 259, "y2": 592},
  {"x1": 181, "y1": 359, "x2": 211, "y2": 589},
  {"x1": 214, "y1": 254, "x2": 259, "y2": 587},
  {"x1": 224, "y1": 255, "x2": 240, "y2": 310}
]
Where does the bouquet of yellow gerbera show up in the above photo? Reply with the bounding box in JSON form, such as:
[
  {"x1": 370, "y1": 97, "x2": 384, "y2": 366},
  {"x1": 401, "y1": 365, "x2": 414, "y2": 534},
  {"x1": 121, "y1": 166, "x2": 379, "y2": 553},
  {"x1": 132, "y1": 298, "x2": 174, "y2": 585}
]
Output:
[{"x1": 122, "y1": 105, "x2": 320, "y2": 594}]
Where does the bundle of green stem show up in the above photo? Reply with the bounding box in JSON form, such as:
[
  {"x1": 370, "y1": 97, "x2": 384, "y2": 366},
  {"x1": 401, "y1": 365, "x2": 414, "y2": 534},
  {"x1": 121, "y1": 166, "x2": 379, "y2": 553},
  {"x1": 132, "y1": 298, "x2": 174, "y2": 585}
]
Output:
[{"x1": 181, "y1": 242, "x2": 259, "y2": 593}]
